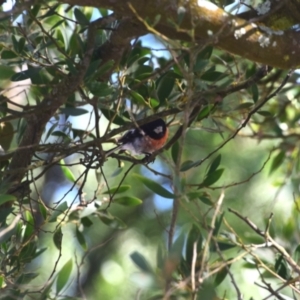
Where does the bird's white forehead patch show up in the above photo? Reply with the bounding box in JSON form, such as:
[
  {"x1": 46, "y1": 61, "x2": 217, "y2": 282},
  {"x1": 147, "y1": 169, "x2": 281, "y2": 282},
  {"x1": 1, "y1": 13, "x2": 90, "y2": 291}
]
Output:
[{"x1": 154, "y1": 126, "x2": 163, "y2": 134}]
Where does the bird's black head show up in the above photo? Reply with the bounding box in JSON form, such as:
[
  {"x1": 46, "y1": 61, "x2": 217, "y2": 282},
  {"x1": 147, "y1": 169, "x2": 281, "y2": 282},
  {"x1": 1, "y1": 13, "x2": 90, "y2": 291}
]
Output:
[{"x1": 140, "y1": 118, "x2": 167, "y2": 140}]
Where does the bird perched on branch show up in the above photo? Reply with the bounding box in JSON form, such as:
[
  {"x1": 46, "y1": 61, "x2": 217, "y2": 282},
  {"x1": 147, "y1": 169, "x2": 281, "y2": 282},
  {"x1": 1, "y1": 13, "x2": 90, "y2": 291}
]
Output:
[{"x1": 106, "y1": 118, "x2": 168, "y2": 157}]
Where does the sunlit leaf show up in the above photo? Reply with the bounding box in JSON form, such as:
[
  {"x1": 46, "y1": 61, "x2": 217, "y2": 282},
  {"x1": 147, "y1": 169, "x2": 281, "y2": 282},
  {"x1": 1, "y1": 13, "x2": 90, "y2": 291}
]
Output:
[
  {"x1": 113, "y1": 196, "x2": 143, "y2": 206},
  {"x1": 102, "y1": 185, "x2": 131, "y2": 194},
  {"x1": 56, "y1": 259, "x2": 73, "y2": 294},
  {"x1": 60, "y1": 161, "x2": 76, "y2": 182}
]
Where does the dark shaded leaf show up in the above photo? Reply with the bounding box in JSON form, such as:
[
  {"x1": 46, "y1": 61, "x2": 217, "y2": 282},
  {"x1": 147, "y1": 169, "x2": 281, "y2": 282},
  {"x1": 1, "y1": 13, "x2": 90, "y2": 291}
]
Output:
[
  {"x1": 81, "y1": 217, "x2": 93, "y2": 227},
  {"x1": 49, "y1": 202, "x2": 68, "y2": 222},
  {"x1": 130, "y1": 251, "x2": 153, "y2": 273},
  {"x1": 213, "y1": 212, "x2": 224, "y2": 237},
  {"x1": 74, "y1": 8, "x2": 89, "y2": 25},
  {"x1": 76, "y1": 227, "x2": 87, "y2": 250},
  {"x1": 207, "y1": 154, "x2": 222, "y2": 175},
  {"x1": 274, "y1": 254, "x2": 290, "y2": 280},
  {"x1": 0, "y1": 194, "x2": 16, "y2": 206},
  {"x1": 269, "y1": 150, "x2": 285, "y2": 174},
  {"x1": 201, "y1": 169, "x2": 224, "y2": 187},
  {"x1": 214, "y1": 262, "x2": 231, "y2": 286},
  {"x1": 156, "y1": 71, "x2": 177, "y2": 104},
  {"x1": 53, "y1": 227, "x2": 63, "y2": 250},
  {"x1": 180, "y1": 160, "x2": 195, "y2": 172},
  {"x1": 293, "y1": 244, "x2": 300, "y2": 263},
  {"x1": 60, "y1": 107, "x2": 88, "y2": 116},
  {"x1": 134, "y1": 174, "x2": 175, "y2": 198},
  {"x1": 186, "y1": 224, "x2": 203, "y2": 265},
  {"x1": 98, "y1": 212, "x2": 127, "y2": 229},
  {"x1": 171, "y1": 142, "x2": 179, "y2": 164}
]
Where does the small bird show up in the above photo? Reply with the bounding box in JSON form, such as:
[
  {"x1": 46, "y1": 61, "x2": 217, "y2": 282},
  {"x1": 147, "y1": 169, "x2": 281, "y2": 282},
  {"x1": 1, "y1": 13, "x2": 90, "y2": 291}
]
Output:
[{"x1": 106, "y1": 118, "x2": 168, "y2": 156}]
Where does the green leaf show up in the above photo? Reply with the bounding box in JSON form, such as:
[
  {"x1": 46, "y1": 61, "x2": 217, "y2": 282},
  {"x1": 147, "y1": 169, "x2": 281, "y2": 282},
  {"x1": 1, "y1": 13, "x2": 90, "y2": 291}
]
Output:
[
  {"x1": 1, "y1": 50, "x2": 18, "y2": 59},
  {"x1": 150, "y1": 98, "x2": 159, "y2": 108},
  {"x1": 156, "y1": 71, "x2": 177, "y2": 104},
  {"x1": 23, "y1": 211, "x2": 34, "y2": 240},
  {"x1": 213, "y1": 212, "x2": 224, "y2": 237},
  {"x1": 171, "y1": 142, "x2": 179, "y2": 164},
  {"x1": 0, "y1": 66, "x2": 15, "y2": 81},
  {"x1": 201, "y1": 169, "x2": 224, "y2": 187},
  {"x1": 81, "y1": 216, "x2": 93, "y2": 227},
  {"x1": 257, "y1": 110, "x2": 273, "y2": 117},
  {"x1": 180, "y1": 160, "x2": 195, "y2": 172},
  {"x1": 199, "y1": 195, "x2": 213, "y2": 206},
  {"x1": 60, "y1": 107, "x2": 88, "y2": 116},
  {"x1": 60, "y1": 162, "x2": 76, "y2": 182},
  {"x1": 49, "y1": 201, "x2": 68, "y2": 222},
  {"x1": 0, "y1": 214, "x2": 19, "y2": 243},
  {"x1": 0, "y1": 194, "x2": 16, "y2": 206},
  {"x1": 214, "y1": 262, "x2": 231, "y2": 286},
  {"x1": 102, "y1": 185, "x2": 131, "y2": 194},
  {"x1": 93, "y1": 60, "x2": 114, "y2": 78},
  {"x1": 293, "y1": 244, "x2": 300, "y2": 263},
  {"x1": 130, "y1": 251, "x2": 153, "y2": 273},
  {"x1": 74, "y1": 8, "x2": 89, "y2": 25},
  {"x1": 11, "y1": 70, "x2": 30, "y2": 81},
  {"x1": 198, "y1": 46, "x2": 213, "y2": 60},
  {"x1": 274, "y1": 254, "x2": 290, "y2": 280},
  {"x1": 16, "y1": 272, "x2": 39, "y2": 284},
  {"x1": 197, "y1": 104, "x2": 214, "y2": 121},
  {"x1": 185, "y1": 224, "x2": 203, "y2": 265},
  {"x1": 234, "y1": 102, "x2": 254, "y2": 110},
  {"x1": 56, "y1": 259, "x2": 73, "y2": 294},
  {"x1": 76, "y1": 227, "x2": 87, "y2": 250},
  {"x1": 269, "y1": 150, "x2": 285, "y2": 174},
  {"x1": 251, "y1": 84, "x2": 259, "y2": 103},
  {"x1": 193, "y1": 59, "x2": 209, "y2": 72},
  {"x1": 98, "y1": 211, "x2": 127, "y2": 229},
  {"x1": 113, "y1": 196, "x2": 143, "y2": 206},
  {"x1": 134, "y1": 174, "x2": 175, "y2": 198},
  {"x1": 201, "y1": 71, "x2": 226, "y2": 82},
  {"x1": 100, "y1": 109, "x2": 126, "y2": 125},
  {"x1": 87, "y1": 81, "x2": 113, "y2": 97},
  {"x1": 130, "y1": 90, "x2": 146, "y2": 105},
  {"x1": 53, "y1": 227, "x2": 63, "y2": 250},
  {"x1": 207, "y1": 154, "x2": 222, "y2": 175}
]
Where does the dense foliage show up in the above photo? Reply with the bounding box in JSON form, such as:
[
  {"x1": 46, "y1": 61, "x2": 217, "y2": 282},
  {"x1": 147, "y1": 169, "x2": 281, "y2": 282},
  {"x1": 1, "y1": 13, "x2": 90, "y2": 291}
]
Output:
[{"x1": 1, "y1": 0, "x2": 300, "y2": 299}]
